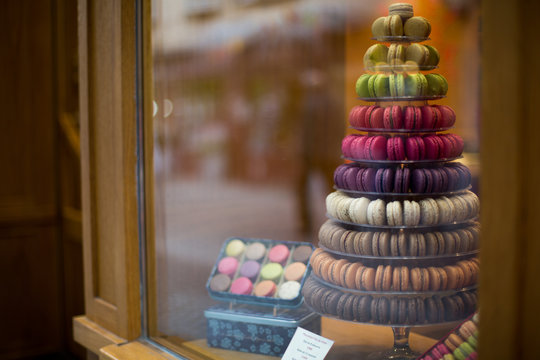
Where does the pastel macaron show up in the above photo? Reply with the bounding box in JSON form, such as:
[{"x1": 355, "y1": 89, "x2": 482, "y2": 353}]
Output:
[
  {"x1": 292, "y1": 245, "x2": 313, "y2": 263},
  {"x1": 278, "y1": 281, "x2": 302, "y2": 300},
  {"x1": 239, "y1": 260, "x2": 261, "y2": 281},
  {"x1": 217, "y1": 256, "x2": 239, "y2": 277},
  {"x1": 284, "y1": 262, "x2": 307, "y2": 281},
  {"x1": 245, "y1": 242, "x2": 266, "y2": 261},
  {"x1": 225, "y1": 239, "x2": 245, "y2": 257},
  {"x1": 268, "y1": 244, "x2": 290, "y2": 264},
  {"x1": 209, "y1": 274, "x2": 232, "y2": 292},
  {"x1": 260, "y1": 262, "x2": 284, "y2": 283},
  {"x1": 230, "y1": 277, "x2": 253, "y2": 295},
  {"x1": 254, "y1": 280, "x2": 277, "y2": 297}
]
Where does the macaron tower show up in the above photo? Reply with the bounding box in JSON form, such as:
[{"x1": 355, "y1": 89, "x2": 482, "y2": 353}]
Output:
[{"x1": 302, "y1": 4, "x2": 479, "y2": 359}]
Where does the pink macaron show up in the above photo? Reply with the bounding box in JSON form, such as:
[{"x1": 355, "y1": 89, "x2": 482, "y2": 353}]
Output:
[
  {"x1": 217, "y1": 257, "x2": 239, "y2": 277},
  {"x1": 352, "y1": 135, "x2": 369, "y2": 159},
  {"x1": 366, "y1": 106, "x2": 384, "y2": 128},
  {"x1": 435, "y1": 105, "x2": 456, "y2": 128},
  {"x1": 341, "y1": 135, "x2": 356, "y2": 157},
  {"x1": 349, "y1": 106, "x2": 368, "y2": 127},
  {"x1": 268, "y1": 244, "x2": 290, "y2": 264},
  {"x1": 230, "y1": 277, "x2": 253, "y2": 295},
  {"x1": 404, "y1": 106, "x2": 422, "y2": 129},
  {"x1": 387, "y1": 136, "x2": 406, "y2": 160},
  {"x1": 364, "y1": 136, "x2": 388, "y2": 160},
  {"x1": 424, "y1": 135, "x2": 445, "y2": 159},
  {"x1": 383, "y1": 105, "x2": 403, "y2": 129},
  {"x1": 405, "y1": 136, "x2": 425, "y2": 160},
  {"x1": 421, "y1": 105, "x2": 442, "y2": 129}
]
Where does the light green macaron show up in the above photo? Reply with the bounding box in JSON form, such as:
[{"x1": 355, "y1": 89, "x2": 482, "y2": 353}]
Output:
[
  {"x1": 364, "y1": 44, "x2": 388, "y2": 70},
  {"x1": 368, "y1": 74, "x2": 390, "y2": 98},
  {"x1": 389, "y1": 74, "x2": 405, "y2": 97},
  {"x1": 388, "y1": 43, "x2": 406, "y2": 66},
  {"x1": 260, "y1": 263, "x2": 283, "y2": 283},
  {"x1": 404, "y1": 16, "x2": 431, "y2": 38},
  {"x1": 404, "y1": 73, "x2": 428, "y2": 96},
  {"x1": 371, "y1": 17, "x2": 387, "y2": 38},
  {"x1": 405, "y1": 44, "x2": 430, "y2": 66},
  {"x1": 384, "y1": 15, "x2": 403, "y2": 36}
]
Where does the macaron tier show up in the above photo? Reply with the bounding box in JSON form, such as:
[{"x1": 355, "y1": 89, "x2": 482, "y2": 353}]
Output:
[{"x1": 303, "y1": 4, "x2": 479, "y2": 358}]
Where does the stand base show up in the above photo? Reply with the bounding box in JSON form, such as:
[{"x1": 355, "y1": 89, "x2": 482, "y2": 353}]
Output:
[{"x1": 366, "y1": 347, "x2": 420, "y2": 360}]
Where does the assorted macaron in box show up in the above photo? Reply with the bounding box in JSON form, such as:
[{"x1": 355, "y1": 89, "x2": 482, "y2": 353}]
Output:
[
  {"x1": 206, "y1": 237, "x2": 314, "y2": 307},
  {"x1": 418, "y1": 312, "x2": 479, "y2": 360}
]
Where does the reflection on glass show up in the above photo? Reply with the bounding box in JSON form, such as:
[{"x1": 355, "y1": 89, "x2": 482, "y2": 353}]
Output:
[
  {"x1": 151, "y1": 0, "x2": 348, "y2": 343},
  {"x1": 149, "y1": 0, "x2": 480, "y2": 356}
]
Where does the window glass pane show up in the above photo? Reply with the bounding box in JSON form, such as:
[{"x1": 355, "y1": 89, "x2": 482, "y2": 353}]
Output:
[{"x1": 149, "y1": 0, "x2": 480, "y2": 358}]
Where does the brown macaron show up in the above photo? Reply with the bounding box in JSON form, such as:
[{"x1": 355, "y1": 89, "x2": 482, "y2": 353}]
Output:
[
  {"x1": 344, "y1": 262, "x2": 362, "y2": 289},
  {"x1": 411, "y1": 267, "x2": 430, "y2": 291},
  {"x1": 392, "y1": 266, "x2": 410, "y2": 291},
  {"x1": 355, "y1": 295, "x2": 372, "y2": 322},
  {"x1": 357, "y1": 266, "x2": 376, "y2": 291}
]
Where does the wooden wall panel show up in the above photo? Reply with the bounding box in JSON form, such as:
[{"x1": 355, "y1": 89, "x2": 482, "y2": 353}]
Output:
[
  {"x1": 0, "y1": 0, "x2": 56, "y2": 225},
  {"x1": 79, "y1": 0, "x2": 141, "y2": 341},
  {"x1": 0, "y1": 226, "x2": 62, "y2": 358},
  {"x1": 480, "y1": 0, "x2": 540, "y2": 358}
]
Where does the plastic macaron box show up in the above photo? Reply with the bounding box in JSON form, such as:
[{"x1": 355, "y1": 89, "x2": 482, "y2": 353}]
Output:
[{"x1": 206, "y1": 237, "x2": 314, "y2": 308}]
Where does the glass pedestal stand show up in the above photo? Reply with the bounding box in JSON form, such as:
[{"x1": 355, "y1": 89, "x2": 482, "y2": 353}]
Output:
[{"x1": 366, "y1": 327, "x2": 418, "y2": 360}]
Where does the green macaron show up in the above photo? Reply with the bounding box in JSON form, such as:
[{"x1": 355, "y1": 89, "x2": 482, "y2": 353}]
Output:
[
  {"x1": 405, "y1": 44, "x2": 430, "y2": 66},
  {"x1": 364, "y1": 44, "x2": 388, "y2": 69},
  {"x1": 385, "y1": 15, "x2": 403, "y2": 36},
  {"x1": 453, "y1": 342, "x2": 475, "y2": 360},
  {"x1": 355, "y1": 74, "x2": 371, "y2": 97},
  {"x1": 388, "y1": 44, "x2": 406, "y2": 66},
  {"x1": 425, "y1": 73, "x2": 448, "y2": 95},
  {"x1": 404, "y1": 16, "x2": 431, "y2": 38},
  {"x1": 371, "y1": 17, "x2": 386, "y2": 38},
  {"x1": 404, "y1": 73, "x2": 427, "y2": 96},
  {"x1": 373, "y1": 74, "x2": 390, "y2": 97},
  {"x1": 425, "y1": 45, "x2": 440, "y2": 66}
]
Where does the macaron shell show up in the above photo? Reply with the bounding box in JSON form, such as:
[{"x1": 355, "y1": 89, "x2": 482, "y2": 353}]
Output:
[
  {"x1": 254, "y1": 280, "x2": 277, "y2": 297},
  {"x1": 230, "y1": 277, "x2": 253, "y2": 295}
]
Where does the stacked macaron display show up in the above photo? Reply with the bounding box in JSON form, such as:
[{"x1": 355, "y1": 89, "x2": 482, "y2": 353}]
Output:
[
  {"x1": 302, "y1": 4, "x2": 479, "y2": 357},
  {"x1": 418, "y1": 312, "x2": 479, "y2": 359},
  {"x1": 207, "y1": 238, "x2": 314, "y2": 307}
]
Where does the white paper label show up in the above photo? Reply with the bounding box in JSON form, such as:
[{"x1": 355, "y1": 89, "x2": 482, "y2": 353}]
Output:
[{"x1": 281, "y1": 327, "x2": 334, "y2": 360}]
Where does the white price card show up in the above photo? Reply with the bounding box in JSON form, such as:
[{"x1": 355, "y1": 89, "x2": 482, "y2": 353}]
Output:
[{"x1": 281, "y1": 327, "x2": 334, "y2": 360}]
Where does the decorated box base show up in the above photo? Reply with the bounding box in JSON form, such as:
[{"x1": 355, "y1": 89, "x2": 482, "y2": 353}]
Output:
[{"x1": 205, "y1": 303, "x2": 321, "y2": 357}]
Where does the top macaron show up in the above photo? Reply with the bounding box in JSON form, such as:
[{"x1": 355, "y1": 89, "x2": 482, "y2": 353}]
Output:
[{"x1": 372, "y1": 15, "x2": 431, "y2": 40}]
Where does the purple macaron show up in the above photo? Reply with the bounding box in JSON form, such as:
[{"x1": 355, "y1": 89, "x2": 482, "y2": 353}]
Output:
[
  {"x1": 375, "y1": 168, "x2": 395, "y2": 193},
  {"x1": 358, "y1": 167, "x2": 376, "y2": 192},
  {"x1": 394, "y1": 167, "x2": 410, "y2": 193},
  {"x1": 240, "y1": 260, "x2": 261, "y2": 281}
]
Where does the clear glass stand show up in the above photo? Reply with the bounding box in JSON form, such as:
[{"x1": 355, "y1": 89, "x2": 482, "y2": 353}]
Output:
[{"x1": 366, "y1": 327, "x2": 419, "y2": 360}]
